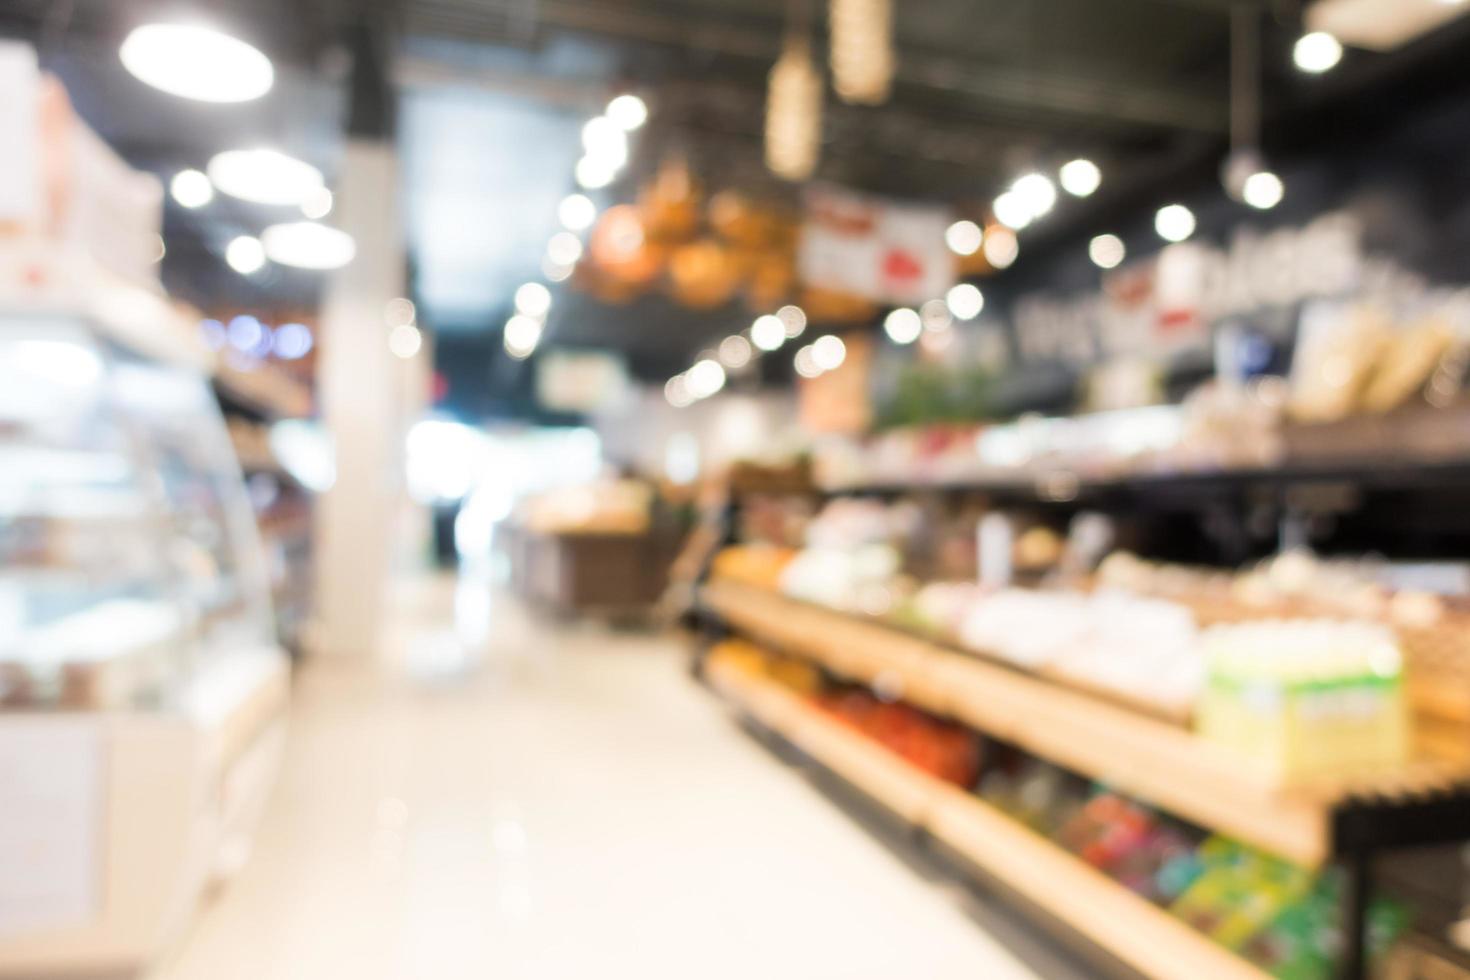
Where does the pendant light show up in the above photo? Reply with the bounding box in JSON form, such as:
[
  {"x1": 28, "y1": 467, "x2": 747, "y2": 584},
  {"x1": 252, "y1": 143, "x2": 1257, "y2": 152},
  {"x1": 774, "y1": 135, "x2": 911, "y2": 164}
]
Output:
[
  {"x1": 1220, "y1": 6, "x2": 1284, "y2": 210},
  {"x1": 830, "y1": 0, "x2": 894, "y2": 105},
  {"x1": 766, "y1": 2, "x2": 823, "y2": 182}
]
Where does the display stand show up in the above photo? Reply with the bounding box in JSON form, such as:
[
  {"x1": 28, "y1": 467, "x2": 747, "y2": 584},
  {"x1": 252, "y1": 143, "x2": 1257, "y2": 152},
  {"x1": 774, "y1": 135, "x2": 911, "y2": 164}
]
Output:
[{"x1": 697, "y1": 578, "x2": 1470, "y2": 978}]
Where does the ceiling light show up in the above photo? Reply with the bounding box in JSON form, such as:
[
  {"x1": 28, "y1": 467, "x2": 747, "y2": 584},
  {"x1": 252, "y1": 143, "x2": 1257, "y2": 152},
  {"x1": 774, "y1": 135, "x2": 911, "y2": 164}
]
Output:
[
  {"x1": 558, "y1": 193, "x2": 597, "y2": 232},
  {"x1": 883, "y1": 308, "x2": 922, "y2": 345},
  {"x1": 686, "y1": 359, "x2": 726, "y2": 399},
  {"x1": 261, "y1": 221, "x2": 356, "y2": 270},
  {"x1": 547, "y1": 232, "x2": 584, "y2": 266},
  {"x1": 301, "y1": 187, "x2": 333, "y2": 220},
  {"x1": 227, "y1": 315, "x2": 264, "y2": 351},
  {"x1": 1155, "y1": 204, "x2": 1197, "y2": 243},
  {"x1": 170, "y1": 169, "x2": 213, "y2": 208},
  {"x1": 1012, "y1": 173, "x2": 1057, "y2": 219},
  {"x1": 1089, "y1": 234, "x2": 1126, "y2": 269},
  {"x1": 575, "y1": 157, "x2": 616, "y2": 190},
  {"x1": 385, "y1": 298, "x2": 416, "y2": 327},
  {"x1": 226, "y1": 235, "x2": 265, "y2": 275},
  {"x1": 582, "y1": 117, "x2": 628, "y2": 169},
  {"x1": 718, "y1": 335, "x2": 753, "y2": 369},
  {"x1": 504, "y1": 315, "x2": 542, "y2": 359},
  {"x1": 776, "y1": 304, "x2": 807, "y2": 338},
  {"x1": 830, "y1": 0, "x2": 895, "y2": 105},
  {"x1": 1059, "y1": 158, "x2": 1101, "y2": 197},
  {"x1": 751, "y1": 314, "x2": 787, "y2": 351},
  {"x1": 945, "y1": 219, "x2": 983, "y2": 256},
  {"x1": 1294, "y1": 31, "x2": 1343, "y2": 73},
  {"x1": 1242, "y1": 171, "x2": 1285, "y2": 210},
  {"x1": 119, "y1": 23, "x2": 273, "y2": 103},
  {"x1": 812, "y1": 334, "x2": 847, "y2": 371},
  {"x1": 388, "y1": 324, "x2": 423, "y2": 359},
  {"x1": 514, "y1": 282, "x2": 552, "y2": 318},
  {"x1": 920, "y1": 298, "x2": 953, "y2": 331},
  {"x1": 665, "y1": 374, "x2": 693, "y2": 408},
  {"x1": 946, "y1": 283, "x2": 984, "y2": 320},
  {"x1": 766, "y1": 38, "x2": 823, "y2": 181},
  {"x1": 992, "y1": 191, "x2": 1032, "y2": 230},
  {"x1": 794, "y1": 345, "x2": 822, "y2": 378},
  {"x1": 208, "y1": 148, "x2": 324, "y2": 206},
  {"x1": 983, "y1": 227, "x2": 1019, "y2": 268},
  {"x1": 542, "y1": 257, "x2": 574, "y2": 283},
  {"x1": 606, "y1": 94, "x2": 648, "y2": 131},
  {"x1": 273, "y1": 323, "x2": 313, "y2": 359}
]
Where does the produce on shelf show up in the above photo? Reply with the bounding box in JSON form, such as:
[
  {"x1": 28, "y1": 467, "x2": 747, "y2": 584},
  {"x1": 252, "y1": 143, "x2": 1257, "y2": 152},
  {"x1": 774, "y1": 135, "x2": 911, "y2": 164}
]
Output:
[
  {"x1": 816, "y1": 687, "x2": 983, "y2": 786},
  {"x1": 709, "y1": 543, "x2": 796, "y2": 591},
  {"x1": 706, "y1": 639, "x2": 823, "y2": 696},
  {"x1": 709, "y1": 633, "x2": 1418, "y2": 979}
]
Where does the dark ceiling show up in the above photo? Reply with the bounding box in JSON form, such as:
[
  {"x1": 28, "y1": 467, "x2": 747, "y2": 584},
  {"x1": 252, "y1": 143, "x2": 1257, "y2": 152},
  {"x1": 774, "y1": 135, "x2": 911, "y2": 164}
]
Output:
[{"x1": 3, "y1": 0, "x2": 1470, "y2": 398}]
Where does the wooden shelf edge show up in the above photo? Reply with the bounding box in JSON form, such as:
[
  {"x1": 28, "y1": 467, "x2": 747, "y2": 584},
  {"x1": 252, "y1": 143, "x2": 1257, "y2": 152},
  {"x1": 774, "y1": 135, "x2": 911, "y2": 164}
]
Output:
[
  {"x1": 706, "y1": 660, "x2": 1268, "y2": 980},
  {"x1": 703, "y1": 579, "x2": 1331, "y2": 866}
]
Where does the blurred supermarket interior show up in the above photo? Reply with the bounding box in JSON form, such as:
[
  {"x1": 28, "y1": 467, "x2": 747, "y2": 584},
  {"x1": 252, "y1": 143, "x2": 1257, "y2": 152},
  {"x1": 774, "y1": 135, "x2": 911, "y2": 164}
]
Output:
[{"x1": 7, "y1": 0, "x2": 1470, "y2": 978}]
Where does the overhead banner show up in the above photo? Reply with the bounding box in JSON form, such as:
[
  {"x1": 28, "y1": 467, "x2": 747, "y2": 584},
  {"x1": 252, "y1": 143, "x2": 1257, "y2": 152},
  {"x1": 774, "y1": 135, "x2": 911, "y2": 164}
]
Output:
[{"x1": 799, "y1": 185, "x2": 954, "y2": 306}]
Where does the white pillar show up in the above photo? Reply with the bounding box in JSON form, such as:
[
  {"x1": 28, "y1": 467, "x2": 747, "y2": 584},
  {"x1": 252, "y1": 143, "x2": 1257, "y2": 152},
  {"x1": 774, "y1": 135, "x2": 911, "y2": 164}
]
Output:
[{"x1": 309, "y1": 140, "x2": 405, "y2": 660}]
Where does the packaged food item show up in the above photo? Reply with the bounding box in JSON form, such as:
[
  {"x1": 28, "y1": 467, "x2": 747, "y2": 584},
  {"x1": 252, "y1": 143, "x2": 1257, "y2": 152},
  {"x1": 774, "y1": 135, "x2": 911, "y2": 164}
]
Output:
[
  {"x1": 1053, "y1": 791, "x2": 1202, "y2": 903},
  {"x1": 1170, "y1": 838, "x2": 1315, "y2": 949},
  {"x1": 1197, "y1": 621, "x2": 1409, "y2": 777}
]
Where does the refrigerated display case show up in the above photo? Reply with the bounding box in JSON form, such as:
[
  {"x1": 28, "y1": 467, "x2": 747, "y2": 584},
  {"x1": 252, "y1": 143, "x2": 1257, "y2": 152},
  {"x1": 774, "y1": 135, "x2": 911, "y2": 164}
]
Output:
[{"x1": 0, "y1": 310, "x2": 289, "y2": 977}]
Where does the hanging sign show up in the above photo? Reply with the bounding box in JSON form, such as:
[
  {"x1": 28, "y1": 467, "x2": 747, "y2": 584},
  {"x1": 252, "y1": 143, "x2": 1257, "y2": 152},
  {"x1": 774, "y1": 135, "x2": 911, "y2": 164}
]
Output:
[{"x1": 798, "y1": 185, "x2": 955, "y2": 306}]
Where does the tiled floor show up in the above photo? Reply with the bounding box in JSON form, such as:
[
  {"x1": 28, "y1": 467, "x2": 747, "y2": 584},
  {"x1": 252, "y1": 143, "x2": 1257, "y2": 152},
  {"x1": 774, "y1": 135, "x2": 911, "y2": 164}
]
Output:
[{"x1": 154, "y1": 575, "x2": 1082, "y2": 980}]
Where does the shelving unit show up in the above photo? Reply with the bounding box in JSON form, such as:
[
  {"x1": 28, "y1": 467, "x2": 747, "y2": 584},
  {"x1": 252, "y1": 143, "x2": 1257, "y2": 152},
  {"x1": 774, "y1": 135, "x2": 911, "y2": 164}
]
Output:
[
  {"x1": 698, "y1": 578, "x2": 1470, "y2": 980},
  {"x1": 706, "y1": 659, "x2": 1270, "y2": 980}
]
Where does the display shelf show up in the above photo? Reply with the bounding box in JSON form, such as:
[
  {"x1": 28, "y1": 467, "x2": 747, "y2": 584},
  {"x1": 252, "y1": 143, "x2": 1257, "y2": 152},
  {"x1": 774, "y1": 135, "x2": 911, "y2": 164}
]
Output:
[
  {"x1": 820, "y1": 458, "x2": 1470, "y2": 506},
  {"x1": 706, "y1": 659, "x2": 1269, "y2": 980},
  {"x1": 701, "y1": 579, "x2": 1470, "y2": 867}
]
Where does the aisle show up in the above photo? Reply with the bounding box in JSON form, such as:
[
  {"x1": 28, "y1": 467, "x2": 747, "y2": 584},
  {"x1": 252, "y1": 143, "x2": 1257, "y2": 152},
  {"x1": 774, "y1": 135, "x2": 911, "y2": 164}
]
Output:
[{"x1": 155, "y1": 576, "x2": 1081, "y2": 980}]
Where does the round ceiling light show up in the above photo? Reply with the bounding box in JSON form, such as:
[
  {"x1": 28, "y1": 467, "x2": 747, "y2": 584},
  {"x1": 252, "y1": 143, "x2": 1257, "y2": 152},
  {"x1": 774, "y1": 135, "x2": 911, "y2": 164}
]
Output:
[
  {"x1": 992, "y1": 191, "x2": 1032, "y2": 231},
  {"x1": 1059, "y1": 158, "x2": 1101, "y2": 197},
  {"x1": 170, "y1": 169, "x2": 213, "y2": 208},
  {"x1": 883, "y1": 308, "x2": 922, "y2": 345},
  {"x1": 515, "y1": 282, "x2": 552, "y2": 319},
  {"x1": 558, "y1": 194, "x2": 597, "y2": 232},
  {"x1": 1012, "y1": 173, "x2": 1057, "y2": 219},
  {"x1": 945, "y1": 220, "x2": 983, "y2": 256},
  {"x1": 686, "y1": 359, "x2": 727, "y2": 399},
  {"x1": 812, "y1": 335, "x2": 847, "y2": 371},
  {"x1": 751, "y1": 315, "x2": 786, "y2": 352},
  {"x1": 983, "y1": 227, "x2": 1019, "y2": 269},
  {"x1": 301, "y1": 187, "x2": 333, "y2": 220},
  {"x1": 388, "y1": 324, "x2": 423, "y2": 359},
  {"x1": 606, "y1": 94, "x2": 649, "y2": 131},
  {"x1": 261, "y1": 221, "x2": 356, "y2": 270},
  {"x1": 226, "y1": 236, "x2": 265, "y2": 275},
  {"x1": 208, "y1": 148, "x2": 324, "y2": 206},
  {"x1": 718, "y1": 335, "x2": 753, "y2": 369},
  {"x1": 946, "y1": 283, "x2": 984, "y2": 320},
  {"x1": 1089, "y1": 234, "x2": 1127, "y2": 269},
  {"x1": 1293, "y1": 31, "x2": 1343, "y2": 73},
  {"x1": 505, "y1": 315, "x2": 543, "y2": 359},
  {"x1": 120, "y1": 23, "x2": 274, "y2": 103},
  {"x1": 1155, "y1": 204, "x2": 1197, "y2": 243},
  {"x1": 776, "y1": 304, "x2": 808, "y2": 338},
  {"x1": 547, "y1": 232, "x2": 584, "y2": 267},
  {"x1": 1242, "y1": 171, "x2": 1285, "y2": 210}
]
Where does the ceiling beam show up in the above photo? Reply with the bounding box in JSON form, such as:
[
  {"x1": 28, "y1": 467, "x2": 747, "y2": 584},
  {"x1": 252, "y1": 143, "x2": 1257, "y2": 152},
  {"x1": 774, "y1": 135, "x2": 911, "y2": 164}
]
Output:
[{"x1": 403, "y1": 0, "x2": 1229, "y2": 133}]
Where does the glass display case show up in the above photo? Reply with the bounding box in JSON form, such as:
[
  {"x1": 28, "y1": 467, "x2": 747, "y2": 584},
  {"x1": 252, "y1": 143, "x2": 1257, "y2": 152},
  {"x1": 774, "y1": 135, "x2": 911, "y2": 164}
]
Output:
[
  {"x1": 0, "y1": 312, "x2": 275, "y2": 708},
  {"x1": 0, "y1": 308, "x2": 289, "y2": 977}
]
